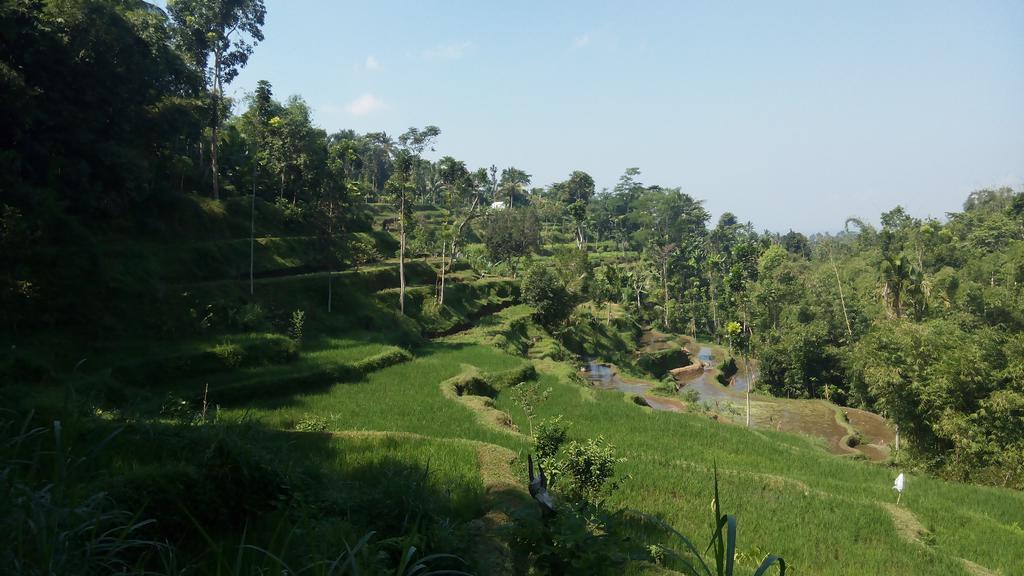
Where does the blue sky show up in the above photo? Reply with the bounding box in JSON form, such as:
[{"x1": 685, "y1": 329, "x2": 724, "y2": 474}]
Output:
[{"x1": 167, "y1": 0, "x2": 1024, "y2": 232}]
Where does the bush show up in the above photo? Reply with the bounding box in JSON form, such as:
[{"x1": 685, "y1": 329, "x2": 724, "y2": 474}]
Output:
[
  {"x1": 551, "y1": 436, "x2": 624, "y2": 507},
  {"x1": 228, "y1": 302, "x2": 268, "y2": 330},
  {"x1": 211, "y1": 341, "x2": 243, "y2": 368},
  {"x1": 289, "y1": 309, "x2": 305, "y2": 344},
  {"x1": 637, "y1": 347, "x2": 688, "y2": 379},
  {"x1": 348, "y1": 233, "x2": 382, "y2": 265},
  {"x1": 681, "y1": 388, "x2": 701, "y2": 404},
  {"x1": 294, "y1": 414, "x2": 329, "y2": 432},
  {"x1": 521, "y1": 265, "x2": 575, "y2": 330},
  {"x1": 535, "y1": 415, "x2": 568, "y2": 459},
  {"x1": 717, "y1": 356, "x2": 738, "y2": 385}
]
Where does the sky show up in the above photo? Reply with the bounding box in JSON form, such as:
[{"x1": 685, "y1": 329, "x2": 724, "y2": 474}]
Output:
[{"x1": 160, "y1": 0, "x2": 1024, "y2": 232}]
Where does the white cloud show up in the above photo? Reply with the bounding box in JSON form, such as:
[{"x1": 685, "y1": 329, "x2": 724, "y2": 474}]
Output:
[
  {"x1": 365, "y1": 55, "x2": 380, "y2": 70},
  {"x1": 572, "y1": 33, "x2": 591, "y2": 49},
  {"x1": 421, "y1": 41, "x2": 473, "y2": 60},
  {"x1": 346, "y1": 93, "x2": 386, "y2": 116}
]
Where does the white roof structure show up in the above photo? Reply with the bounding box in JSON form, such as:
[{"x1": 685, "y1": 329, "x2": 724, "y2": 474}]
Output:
[{"x1": 490, "y1": 201, "x2": 506, "y2": 210}]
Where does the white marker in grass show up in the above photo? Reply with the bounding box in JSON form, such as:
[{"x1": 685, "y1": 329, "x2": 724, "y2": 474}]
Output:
[{"x1": 893, "y1": 472, "x2": 906, "y2": 505}]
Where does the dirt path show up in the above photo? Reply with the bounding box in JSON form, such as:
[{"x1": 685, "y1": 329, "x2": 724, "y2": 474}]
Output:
[{"x1": 880, "y1": 502, "x2": 1000, "y2": 576}]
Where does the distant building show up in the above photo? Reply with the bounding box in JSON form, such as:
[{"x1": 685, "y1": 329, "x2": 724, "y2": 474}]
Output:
[{"x1": 490, "y1": 201, "x2": 506, "y2": 210}]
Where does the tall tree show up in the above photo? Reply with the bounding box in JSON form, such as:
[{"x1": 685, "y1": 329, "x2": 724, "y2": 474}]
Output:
[
  {"x1": 553, "y1": 170, "x2": 595, "y2": 249},
  {"x1": 387, "y1": 126, "x2": 440, "y2": 313},
  {"x1": 435, "y1": 156, "x2": 472, "y2": 305},
  {"x1": 168, "y1": 0, "x2": 266, "y2": 200},
  {"x1": 498, "y1": 167, "x2": 531, "y2": 208}
]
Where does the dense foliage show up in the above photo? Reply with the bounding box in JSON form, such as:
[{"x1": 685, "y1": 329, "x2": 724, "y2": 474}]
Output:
[{"x1": 2, "y1": 3, "x2": 1022, "y2": 574}]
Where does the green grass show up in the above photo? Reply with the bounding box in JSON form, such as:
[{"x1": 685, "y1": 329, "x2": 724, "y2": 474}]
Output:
[
  {"x1": 221, "y1": 343, "x2": 531, "y2": 451},
  {"x1": 491, "y1": 364, "x2": 1024, "y2": 575},
  {"x1": 201, "y1": 316, "x2": 1024, "y2": 574},
  {"x1": 17, "y1": 195, "x2": 1024, "y2": 575}
]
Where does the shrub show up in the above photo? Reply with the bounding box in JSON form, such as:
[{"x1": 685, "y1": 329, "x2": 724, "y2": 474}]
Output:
[
  {"x1": 551, "y1": 436, "x2": 624, "y2": 507},
  {"x1": 289, "y1": 309, "x2": 305, "y2": 344},
  {"x1": 294, "y1": 414, "x2": 329, "y2": 432},
  {"x1": 228, "y1": 302, "x2": 267, "y2": 330},
  {"x1": 510, "y1": 380, "x2": 551, "y2": 437},
  {"x1": 535, "y1": 415, "x2": 568, "y2": 459},
  {"x1": 521, "y1": 265, "x2": 575, "y2": 330},
  {"x1": 211, "y1": 341, "x2": 243, "y2": 368},
  {"x1": 348, "y1": 233, "x2": 382, "y2": 265},
  {"x1": 637, "y1": 347, "x2": 689, "y2": 379},
  {"x1": 681, "y1": 388, "x2": 701, "y2": 404},
  {"x1": 717, "y1": 357, "x2": 738, "y2": 385},
  {"x1": 654, "y1": 376, "x2": 677, "y2": 395}
]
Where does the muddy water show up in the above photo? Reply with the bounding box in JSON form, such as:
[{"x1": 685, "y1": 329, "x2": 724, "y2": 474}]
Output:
[{"x1": 673, "y1": 347, "x2": 737, "y2": 401}]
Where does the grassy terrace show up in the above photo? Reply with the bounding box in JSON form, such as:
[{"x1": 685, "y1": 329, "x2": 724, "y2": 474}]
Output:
[
  {"x1": 494, "y1": 362, "x2": 1024, "y2": 575},
  {"x1": 201, "y1": 303, "x2": 1024, "y2": 575},
  {"x1": 221, "y1": 342, "x2": 530, "y2": 451}
]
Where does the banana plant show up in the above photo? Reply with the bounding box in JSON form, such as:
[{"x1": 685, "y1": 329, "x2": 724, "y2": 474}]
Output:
[{"x1": 649, "y1": 464, "x2": 786, "y2": 576}]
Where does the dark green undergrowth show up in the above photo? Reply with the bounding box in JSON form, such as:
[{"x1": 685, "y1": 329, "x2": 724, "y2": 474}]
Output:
[{"x1": 0, "y1": 410, "x2": 484, "y2": 575}]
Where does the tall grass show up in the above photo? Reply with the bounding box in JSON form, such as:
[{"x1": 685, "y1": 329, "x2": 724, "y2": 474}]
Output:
[{"x1": 493, "y1": 370, "x2": 1024, "y2": 575}]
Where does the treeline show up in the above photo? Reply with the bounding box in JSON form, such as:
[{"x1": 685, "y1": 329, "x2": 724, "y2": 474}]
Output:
[
  {"x1": 3, "y1": 0, "x2": 1023, "y2": 489},
  {"x1": 576, "y1": 178, "x2": 1024, "y2": 489}
]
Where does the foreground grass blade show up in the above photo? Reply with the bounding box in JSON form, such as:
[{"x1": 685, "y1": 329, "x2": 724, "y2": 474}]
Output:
[
  {"x1": 752, "y1": 555, "x2": 786, "y2": 576},
  {"x1": 725, "y1": 515, "x2": 736, "y2": 576}
]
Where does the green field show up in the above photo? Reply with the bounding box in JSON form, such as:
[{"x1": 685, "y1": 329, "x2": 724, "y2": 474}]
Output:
[{"x1": 205, "y1": 326, "x2": 1024, "y2": 575}]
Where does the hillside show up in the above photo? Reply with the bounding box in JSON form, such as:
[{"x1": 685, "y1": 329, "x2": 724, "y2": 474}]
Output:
[
  {"x1": 3, "y1": 3, "x2": 1023, "y2": 574},
  {"x1": 5, "y1": 195, "x2": 1023, "y2": 575}
]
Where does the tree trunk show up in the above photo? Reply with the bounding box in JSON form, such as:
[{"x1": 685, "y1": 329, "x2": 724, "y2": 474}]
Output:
[
  {"x1": 710, "y1": 281, "x2": 719, "y2": 335},
  {"x1": 250, "y1": 159, "x2": 256, "y2": 296},
  {"x1": 662, "y1": 260, "x2": 669, "y2": 328},
  {"x1": 211, "y1": 50, "x2": 221, "y2": 200},
  {"x1": 399, "y1": 194, "x2": 406, "y2": 314},
  {"x1": 829, "y1": 247, "x2": 853, "y2": 340},
  {"x1": 439, "y1": 239, "x2": 447, "y2": 306},
  {"x1": 743, "y1": 356, "x2": 754, "y2": 427},
  {"x1": 327, "y1": 201, "x2": 334, "y2": 312}
]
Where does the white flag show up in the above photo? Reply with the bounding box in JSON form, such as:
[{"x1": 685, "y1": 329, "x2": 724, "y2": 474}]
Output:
[{"x1": 893, "y1": 472, "x2": 905, "y2": 493}]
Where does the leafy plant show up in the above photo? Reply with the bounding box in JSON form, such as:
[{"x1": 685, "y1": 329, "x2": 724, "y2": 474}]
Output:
[
  {"x1": 549, "y1": 436, "x2": 624, "y2": 508},
  {"x1": 652, "y1": 465, "x2": 786, "y2": 576},
  {"x1": 535, "y1": 415, "x2": 568, "y2": 459},
  {"x1": 289, "y1": 309, "x2": 305, "y2": 345},
  {"x1": 510, "y1": 380, "x2": 551, "y2": 437},
  {"x1": 294, "y1": 414, "x2": 329, "y2": 432}
]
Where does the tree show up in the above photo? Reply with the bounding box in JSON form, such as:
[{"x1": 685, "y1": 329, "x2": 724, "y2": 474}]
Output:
[
  {"x1": 628, "y1": 187, "x2": 708, "y2": 328},
  {"x1": 236, "y1": 79, "x2": 282, "y2": 198},
  {"x1": 553, "y1": 171, "x2": 595, "y2": 249},
  {"x1": 498, "y1": 167, "x2": 531, "y2": 208},
  {"x1": 435, "y1": 156, "x2": 474, "y2": 305},
  {"x1": 168, "y1": 0, "x2": 266, "y2": 200},
  {"x1": 387, "y1": 126, "x2": 440, "y2": 314},
  {"x1": 480, "y1": 208, "x2": 541, "y2": 277},
  {"x1": 521, "y1": 265, "x2": 575, "y2": 330}
]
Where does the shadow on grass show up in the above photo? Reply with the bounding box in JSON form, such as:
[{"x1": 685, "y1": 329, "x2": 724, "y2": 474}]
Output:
[{"x1": 2, "y1": 412, "x2": 486, "y2": 574}]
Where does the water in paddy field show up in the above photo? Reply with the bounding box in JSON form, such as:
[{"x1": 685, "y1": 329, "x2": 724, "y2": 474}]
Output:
[
  {"x1": 583, "y1": 338, "x2": 895, "y2": 460},
  {"x1": 583, "y1": 361, "x2": 653, "y2": 395},
  {"x1": 671, "y1": 344, "x2": 896, "y2": 461},
  {"x1": 582, "y1": 361, "x2": 684, "y2": 412}
]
